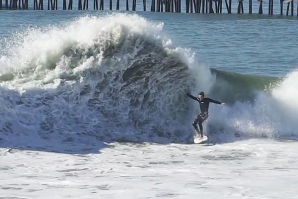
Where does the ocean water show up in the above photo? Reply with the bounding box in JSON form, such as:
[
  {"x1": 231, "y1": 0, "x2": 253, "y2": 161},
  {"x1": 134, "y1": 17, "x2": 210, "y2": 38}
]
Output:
[{"x1": 0, "y1": 9, "x2": 298, "y2": 198}]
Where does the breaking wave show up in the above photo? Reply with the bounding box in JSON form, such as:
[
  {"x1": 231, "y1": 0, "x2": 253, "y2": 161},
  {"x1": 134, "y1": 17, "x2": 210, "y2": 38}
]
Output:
[{"x1": 0, "y1": 13, "x2": 297, "y2": 147}]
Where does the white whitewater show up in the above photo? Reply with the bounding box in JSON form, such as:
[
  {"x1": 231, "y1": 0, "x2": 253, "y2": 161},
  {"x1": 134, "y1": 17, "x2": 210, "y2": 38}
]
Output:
[{"x1": 1, "y1": 139, "x2": 298, "y2": 198}]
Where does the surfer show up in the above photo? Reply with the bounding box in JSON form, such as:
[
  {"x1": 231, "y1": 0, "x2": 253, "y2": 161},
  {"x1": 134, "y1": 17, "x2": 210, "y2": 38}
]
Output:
[{"x1": 184, "y1": 91, "x2": 225, "y2": 138}]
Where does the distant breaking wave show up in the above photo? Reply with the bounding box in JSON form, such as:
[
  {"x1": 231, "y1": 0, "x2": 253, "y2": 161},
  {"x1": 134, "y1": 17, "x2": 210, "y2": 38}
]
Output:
[
  {"x1": 206, "y1": 69, "x2": 298, "y2": 142},
  {"x1": 0, "y1": 13, "x2": 297, "y2": 147}
]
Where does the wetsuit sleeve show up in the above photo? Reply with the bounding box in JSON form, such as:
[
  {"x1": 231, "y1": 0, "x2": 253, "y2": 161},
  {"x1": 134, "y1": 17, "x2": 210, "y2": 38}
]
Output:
[
  {"x1": 208, "y1": 98, "x2": 222, "y2": 104},
  {"x1": 186, "y1": 93, "x2": 199, "y2": 102}
]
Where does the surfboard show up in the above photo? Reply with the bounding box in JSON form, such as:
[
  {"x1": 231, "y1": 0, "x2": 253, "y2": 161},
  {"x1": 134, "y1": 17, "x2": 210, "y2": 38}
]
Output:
[{"x1": 194, "y1": 135, "x2": 208, "y2": 144}]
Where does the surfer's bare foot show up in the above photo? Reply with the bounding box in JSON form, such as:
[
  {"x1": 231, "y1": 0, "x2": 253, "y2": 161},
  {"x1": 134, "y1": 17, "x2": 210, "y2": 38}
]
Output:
[{"x1": 200, "y1": 134, "x2": 203, "y2": 138}]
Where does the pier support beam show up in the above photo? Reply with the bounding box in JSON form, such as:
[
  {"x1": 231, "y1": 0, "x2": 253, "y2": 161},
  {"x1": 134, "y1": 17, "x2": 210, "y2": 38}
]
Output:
[
  {"x1": 237, "y1": 0, "x2": 244, "y2": 14},
  {"x1": 34, "y1": 0, "x2": 43, "y2": 9},
  {"x1": 48, "y1": 0, "x2": 57, "y2": 9},
  {"x1": 268, "y1": 0, "x2": 273, "y2": 15},
  {"x1": 0, "y1": 0, "x2": 297, "y2": 18},
  {"x1": 63, "y1": 0, "x2": 73, "y2": 9},
  {"x1": 258, "y1": 0, "x2": 263, "y2": 14}
]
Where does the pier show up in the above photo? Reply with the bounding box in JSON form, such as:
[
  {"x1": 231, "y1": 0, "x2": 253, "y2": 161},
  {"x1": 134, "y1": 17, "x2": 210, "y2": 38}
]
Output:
[{"x1": 0, "y1": 0, "x2": 297, "y2": 18}]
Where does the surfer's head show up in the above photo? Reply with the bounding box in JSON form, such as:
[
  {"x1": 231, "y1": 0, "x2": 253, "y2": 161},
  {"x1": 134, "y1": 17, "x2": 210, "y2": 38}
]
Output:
[{"x1": 198, "y1": 92, "x2": 204, "y2": 100}]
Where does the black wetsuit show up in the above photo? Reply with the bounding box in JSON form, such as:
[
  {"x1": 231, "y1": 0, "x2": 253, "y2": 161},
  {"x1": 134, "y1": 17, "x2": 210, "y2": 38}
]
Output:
[
  {"x1": 186, "y1": 93, "x2": 222, "y2": 135},
  {"x1": 186, "y1": 93, "x2": 222, "y2": 113}
]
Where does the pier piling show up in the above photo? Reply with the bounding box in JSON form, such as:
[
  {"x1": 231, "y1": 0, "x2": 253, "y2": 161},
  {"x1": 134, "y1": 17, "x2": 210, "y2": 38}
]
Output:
[{"x1": 0, "y1": 0, "x2": 297, "y2": 18}]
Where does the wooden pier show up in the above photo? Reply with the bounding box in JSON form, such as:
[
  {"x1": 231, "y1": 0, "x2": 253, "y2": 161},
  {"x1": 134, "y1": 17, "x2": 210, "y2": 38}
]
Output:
[{"x1": 0, "y1": 0, "x2": 297, "y2": 18}]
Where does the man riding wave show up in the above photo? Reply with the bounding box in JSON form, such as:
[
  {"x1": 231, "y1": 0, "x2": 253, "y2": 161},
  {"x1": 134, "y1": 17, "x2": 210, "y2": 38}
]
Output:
[{"x1": 184, "y1": 90, "x2": 225, "y2": 138}]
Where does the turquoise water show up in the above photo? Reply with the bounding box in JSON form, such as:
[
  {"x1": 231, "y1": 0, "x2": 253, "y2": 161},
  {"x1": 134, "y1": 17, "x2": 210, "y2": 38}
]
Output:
[{"x1": 0, "y1": 10, "x2": 297, "y2": 77}]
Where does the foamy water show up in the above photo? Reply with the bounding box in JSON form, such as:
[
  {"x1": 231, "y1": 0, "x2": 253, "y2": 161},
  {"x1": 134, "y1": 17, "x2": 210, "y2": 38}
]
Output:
[{"x1": 1, "y1": 139, "x2": 298, "y2": 198}]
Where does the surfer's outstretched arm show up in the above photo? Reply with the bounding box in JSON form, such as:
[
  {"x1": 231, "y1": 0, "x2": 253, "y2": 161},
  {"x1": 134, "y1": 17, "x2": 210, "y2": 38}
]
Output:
[
  {"x1": 185, "y1": 92, "x2": 199, "y2": 102},
  {"x1": 209, "y1": 98, "x2": 225, "y2": 105}
]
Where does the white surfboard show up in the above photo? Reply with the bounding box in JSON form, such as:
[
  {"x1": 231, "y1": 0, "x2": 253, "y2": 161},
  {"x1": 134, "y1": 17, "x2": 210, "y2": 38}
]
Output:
[{"x1": 194, "y1": 135, "x2": 208, "y2": 144}]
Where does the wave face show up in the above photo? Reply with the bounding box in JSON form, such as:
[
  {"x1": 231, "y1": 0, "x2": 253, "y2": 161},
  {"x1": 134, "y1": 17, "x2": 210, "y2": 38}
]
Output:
[
  {"x1": 0, "y1": 13, "x2": 207, "y2": 145},
  {"x1": 0, "y1": 13, "x2": 297, "y2": 146}
]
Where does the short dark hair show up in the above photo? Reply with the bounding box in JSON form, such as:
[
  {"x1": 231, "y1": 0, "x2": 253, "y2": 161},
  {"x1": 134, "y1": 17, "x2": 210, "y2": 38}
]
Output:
[{"x1": 199, "y1": 92, "x2": 204, "y2": 96}]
